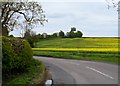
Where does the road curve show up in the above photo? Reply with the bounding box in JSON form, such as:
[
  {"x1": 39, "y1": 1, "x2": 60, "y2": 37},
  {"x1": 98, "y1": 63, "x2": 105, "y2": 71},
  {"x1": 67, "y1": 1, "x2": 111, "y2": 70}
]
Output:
[{"x1": 33, "y1": 56, "x2": 118, "y2": 84}]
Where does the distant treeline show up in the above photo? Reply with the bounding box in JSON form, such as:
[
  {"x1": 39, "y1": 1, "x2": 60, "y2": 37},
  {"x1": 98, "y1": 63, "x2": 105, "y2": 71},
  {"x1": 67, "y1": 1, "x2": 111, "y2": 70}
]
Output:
[
  {"x1": 34, "y1": 27, "x2": 83, "y2": 39},
  {"x1": 9, "y1": 27, "x2": 83, "y2": 47}
]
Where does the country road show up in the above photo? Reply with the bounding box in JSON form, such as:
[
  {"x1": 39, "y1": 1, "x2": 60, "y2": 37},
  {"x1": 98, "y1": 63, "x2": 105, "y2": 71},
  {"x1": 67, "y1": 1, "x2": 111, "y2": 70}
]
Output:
[{"x1": 33, "y1": 56, "x2": 118, "y2": 85}]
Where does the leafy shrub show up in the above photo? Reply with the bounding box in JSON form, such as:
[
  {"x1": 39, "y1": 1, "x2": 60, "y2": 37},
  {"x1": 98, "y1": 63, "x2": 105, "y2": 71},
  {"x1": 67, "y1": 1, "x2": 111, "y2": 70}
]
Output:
[
  {"x1": 25, "y1": 37, "x2": 34, "y2": 48},
  {"x1": 2, "y1": 37, "x2": 33, "y2": 79}
]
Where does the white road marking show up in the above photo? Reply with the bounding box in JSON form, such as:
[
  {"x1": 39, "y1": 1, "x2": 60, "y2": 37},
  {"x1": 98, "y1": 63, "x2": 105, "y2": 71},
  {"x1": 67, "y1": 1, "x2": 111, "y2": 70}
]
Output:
[{"x1": 86, "y1": 66, "x2": 114, "y2": 79}]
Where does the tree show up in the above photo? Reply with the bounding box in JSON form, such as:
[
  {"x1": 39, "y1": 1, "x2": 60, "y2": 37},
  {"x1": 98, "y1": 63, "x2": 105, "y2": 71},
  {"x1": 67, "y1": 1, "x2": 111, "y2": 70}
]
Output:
[
  {"x1": 66, "y1": 27, "x2": 83, "y2": 38},
  {"x1": 24, "y1": 29, "x2": 36, "y2": 47},
  {"x1": 59, "y1": 30, "x2": 65, "y2": 38},
  {"x1": 9, "y1": 34, "x2": 14, "y2": 37},
  {"x1": 24, "y1": 29, "x2": 31, "y2": 38},
  {"x1": 1, "y1": 1, "x2": 48, "y2": 36},
  {"x1": 52, "y1": 33, "x2": 57, "y2": 37},
  {"x1": 37, "y1": 33, "x2": 42, "y2": 39},
  {"x1": 76, "y1": 31, "x2": 83, "y2": 38},
  {"x1": 106, "y1": 0, "x2": 118, "y2": 9},
  {"x1": 66, "y1": 31, "x2": 75, "y2": 38},
  {"x1": 70, "y1": 27, "x2": 76, "y2": 32},
  {"x1": 70, "y1": 31, "x2": 76, "y2": 38}
]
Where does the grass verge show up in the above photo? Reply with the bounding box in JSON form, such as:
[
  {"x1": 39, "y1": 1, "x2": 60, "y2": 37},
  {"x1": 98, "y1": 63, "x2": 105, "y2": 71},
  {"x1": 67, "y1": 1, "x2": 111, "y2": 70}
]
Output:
[
  {"x1": 33, "y1": 50, "x2": 119, "y2": 64},
  {"x1": 2, "y1": 59, "x2": 46, "y2": 86}
]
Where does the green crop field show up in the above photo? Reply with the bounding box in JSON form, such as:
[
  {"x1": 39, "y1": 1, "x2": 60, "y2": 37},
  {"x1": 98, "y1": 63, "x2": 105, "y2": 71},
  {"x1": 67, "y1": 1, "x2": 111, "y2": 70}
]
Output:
[
  {"x1": 33, "y1": 37, "x2": 119, "y2": 64},
  {"x1": 35, "y1": 37, "x2": 119, "y2": 48}
]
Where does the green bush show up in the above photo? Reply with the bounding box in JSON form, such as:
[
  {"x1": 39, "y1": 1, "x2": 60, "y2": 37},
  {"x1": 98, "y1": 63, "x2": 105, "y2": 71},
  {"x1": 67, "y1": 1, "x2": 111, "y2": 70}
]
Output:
[
  {"x1": 2, "y1": 37, "x2": 33, "y2": 79},
  {"x1": 25, "y1": 37, "x2": 34, "y2": 48}
]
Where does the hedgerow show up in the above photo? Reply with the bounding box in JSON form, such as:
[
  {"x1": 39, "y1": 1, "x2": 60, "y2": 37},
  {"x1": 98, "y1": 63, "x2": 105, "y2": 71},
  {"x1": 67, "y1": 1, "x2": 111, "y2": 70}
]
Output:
[{"x1": 2, "y1": 37, "x2": 33, "y2": 79}]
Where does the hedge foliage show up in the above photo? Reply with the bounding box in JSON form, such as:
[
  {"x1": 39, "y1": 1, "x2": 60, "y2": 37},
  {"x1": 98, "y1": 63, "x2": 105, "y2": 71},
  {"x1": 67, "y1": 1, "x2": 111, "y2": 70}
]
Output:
[{"x1": 2, "y1": 37, "x2": 33, "y2": 78}]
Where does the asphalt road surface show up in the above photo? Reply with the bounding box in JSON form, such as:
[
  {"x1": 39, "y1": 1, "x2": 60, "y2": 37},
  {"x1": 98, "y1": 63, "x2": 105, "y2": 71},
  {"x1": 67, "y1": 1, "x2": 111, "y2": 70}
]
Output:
[{"x1": 34, "y1": 56, "x2": 118, "y2": 84}]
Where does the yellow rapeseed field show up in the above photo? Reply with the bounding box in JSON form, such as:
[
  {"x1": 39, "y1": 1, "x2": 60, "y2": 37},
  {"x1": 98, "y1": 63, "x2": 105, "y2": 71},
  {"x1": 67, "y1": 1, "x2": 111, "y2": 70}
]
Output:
[{"x1": 32, "y1": 48, "x2": 118, "y2": 52}]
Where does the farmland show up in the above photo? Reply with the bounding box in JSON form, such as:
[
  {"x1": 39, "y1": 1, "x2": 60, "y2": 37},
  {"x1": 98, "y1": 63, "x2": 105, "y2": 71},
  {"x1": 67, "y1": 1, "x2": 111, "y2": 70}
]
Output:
[
  {"x1": 33, "y1": 37, "x2": 119, "y2": 64},
  {"x1": 35, "y1": 37, "x2": 119, "y2": 48}
]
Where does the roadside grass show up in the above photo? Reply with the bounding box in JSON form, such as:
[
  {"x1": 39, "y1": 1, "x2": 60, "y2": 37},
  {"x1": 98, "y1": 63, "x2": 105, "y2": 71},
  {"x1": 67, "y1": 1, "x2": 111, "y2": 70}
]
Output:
[
  {"x1": 33, "y1": 50, "x2": 119, "y2": 64},
  {"x1": 2, "y1": 59, "x2": 46, "y2": 85}
]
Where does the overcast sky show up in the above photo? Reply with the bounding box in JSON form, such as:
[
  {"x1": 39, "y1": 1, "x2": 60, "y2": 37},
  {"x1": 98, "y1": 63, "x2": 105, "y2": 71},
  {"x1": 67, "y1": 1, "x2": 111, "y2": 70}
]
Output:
[{"x1": 10, "y1": 0, "x2": 118, "y2": 37}]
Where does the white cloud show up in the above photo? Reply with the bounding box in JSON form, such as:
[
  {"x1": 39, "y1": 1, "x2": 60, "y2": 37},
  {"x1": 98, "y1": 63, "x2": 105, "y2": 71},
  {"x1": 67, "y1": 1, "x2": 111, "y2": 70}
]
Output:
[{"x1": 10, "y1": 2, "x2": 118, "y2": 37}]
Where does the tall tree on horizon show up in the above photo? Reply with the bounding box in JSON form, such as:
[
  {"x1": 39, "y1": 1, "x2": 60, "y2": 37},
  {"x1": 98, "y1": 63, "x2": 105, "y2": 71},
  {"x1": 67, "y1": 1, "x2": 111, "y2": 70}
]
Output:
[{"x1": 59, "y1": 30, "x2": 65, "y2": 38}]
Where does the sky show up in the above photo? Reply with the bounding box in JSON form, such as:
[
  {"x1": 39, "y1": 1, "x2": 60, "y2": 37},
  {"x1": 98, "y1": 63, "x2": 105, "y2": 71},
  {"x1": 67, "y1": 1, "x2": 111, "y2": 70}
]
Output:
[{"x1": 10, "y1": 0, "x2": 118, "y2": 37}]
